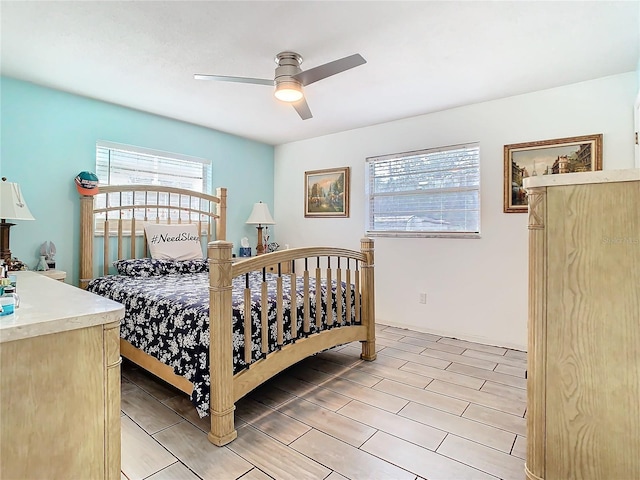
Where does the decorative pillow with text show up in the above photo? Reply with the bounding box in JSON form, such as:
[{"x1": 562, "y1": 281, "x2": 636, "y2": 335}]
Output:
[{"x1": 144, "y1": 223, "x2": 204, "y2": 260}]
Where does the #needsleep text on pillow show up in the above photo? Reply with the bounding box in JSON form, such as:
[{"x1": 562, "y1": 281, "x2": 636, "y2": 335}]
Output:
[{"x1": 150, "y1": 233, "x2": 200, "y2": 244}]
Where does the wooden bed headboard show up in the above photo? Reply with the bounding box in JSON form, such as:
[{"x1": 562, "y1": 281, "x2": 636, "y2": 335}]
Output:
[{"x1": 79, "y1": 185, "x2": 227, "y2": 288}]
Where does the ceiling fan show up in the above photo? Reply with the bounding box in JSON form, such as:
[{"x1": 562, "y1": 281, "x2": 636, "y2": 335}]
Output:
[{"x1": 194, "y1": 51, "x2": 366, "y2": 120}]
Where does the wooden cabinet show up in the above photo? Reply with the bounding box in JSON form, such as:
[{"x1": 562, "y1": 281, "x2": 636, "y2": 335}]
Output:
[
  {"x1": 524, "y1": 169, "x2": 640, "y2": 480},
  {"x1": 233, "y1": 257, "x2": 292, "y2": 274},
  {"x1": 266, "y1": 261, "x2": 291, "y2": 275},
  {"x1": 0, "y1": 272, "x2": 124, "y2": 479}
]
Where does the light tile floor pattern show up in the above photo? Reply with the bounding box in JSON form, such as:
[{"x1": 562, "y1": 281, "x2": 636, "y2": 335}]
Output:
[{"x1": 121, "y1": 325, "x2": 528, "y2": 480}]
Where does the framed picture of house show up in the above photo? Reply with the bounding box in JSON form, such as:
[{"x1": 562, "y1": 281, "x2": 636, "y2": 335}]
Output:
[
  {"x1": 503, "y1": 133, "x2": 603, "y2": 213},
  {"x1": 304, "y1": 167, "x2": 350, "y2": 218}
]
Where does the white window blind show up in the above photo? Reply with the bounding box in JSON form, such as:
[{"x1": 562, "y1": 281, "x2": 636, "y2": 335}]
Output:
[
  {"x1": 96, "y1": 141, "x2": 209, "y2": 192},
  {"x1": 365, "y1": 143, "x2": 480, "y2": 237},
  {"x1": 95, "y1": 141, "x2": 211, "y2": 224}
]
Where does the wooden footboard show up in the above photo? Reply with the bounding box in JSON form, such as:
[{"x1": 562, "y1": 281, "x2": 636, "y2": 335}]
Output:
[
  {"x1": 207, "y1": 239, "x2": 376, "y2": 446},
  {"x1": 78, "y1": 184, "x2": 375, "y2": 448}
]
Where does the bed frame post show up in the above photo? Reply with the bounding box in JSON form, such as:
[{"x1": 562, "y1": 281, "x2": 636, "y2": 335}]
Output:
[
  {"x1": 79, "y1": 195, "x2": 94, "y2": 289},
  {"x1": 216, "y1": 187, "x2": 227, "y2": 241},
  {"x1": 360, "y1": 237, "x2": 377, "y2": 361},
  {"x1": 207, "y1": 240, "x2": 237, "y2": 446}
]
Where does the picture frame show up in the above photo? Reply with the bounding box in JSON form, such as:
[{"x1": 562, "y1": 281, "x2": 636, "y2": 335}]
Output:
[
  {"x1": 503, "y1": 133, "x2": 603, "y2": 213},
  {"x1": 304, "y1": 167, "x2": 350, "y2": 218}
]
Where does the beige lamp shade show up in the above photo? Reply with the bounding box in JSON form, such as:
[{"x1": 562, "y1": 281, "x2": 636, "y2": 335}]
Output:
[
  {"x1": 245, "y1": 202, "x2": 275, "y2": 226},
  {"x1": 0, "y1": 179, "x2": 35, "y2": 221},
  {"x1": 1, "y1": 178, "x2": 35, "y2": 267}
]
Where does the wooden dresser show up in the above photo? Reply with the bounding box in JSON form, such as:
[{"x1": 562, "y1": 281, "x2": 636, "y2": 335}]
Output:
[
  {"x1": 523, "y1": 169, "x2": 640, "y2": 480},
  {"x1": 0, "y1": 272, "x2": 124, "y2": 480}
]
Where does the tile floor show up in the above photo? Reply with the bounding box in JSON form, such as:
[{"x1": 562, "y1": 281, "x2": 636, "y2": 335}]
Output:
[{"x1": 121, "y1": 324, "x2": 528, "y2": 480}]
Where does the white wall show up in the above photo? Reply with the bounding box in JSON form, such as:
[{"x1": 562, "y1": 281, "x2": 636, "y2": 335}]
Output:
[{"x1": 274, "y1": 73, "x2": 637, "y2": 350}]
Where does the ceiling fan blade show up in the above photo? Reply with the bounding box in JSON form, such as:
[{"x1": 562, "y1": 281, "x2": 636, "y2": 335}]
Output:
[
  {"x1": 193, "y1": 74, "x2": 273, "y2": 86},
  {"x1": 292, "y1": 97, "x2": 312, "y2": 120},
  {"x1": 292, "y1": 54, "x2": 366, "y2": 87}
]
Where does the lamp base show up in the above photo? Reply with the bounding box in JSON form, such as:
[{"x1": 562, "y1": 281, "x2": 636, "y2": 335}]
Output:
[
  {"x1": 255, "y1": 225, "x2": 265, "y2": 255},
  {"x1": 0, "y1": 221, "x2": 15, "y2": 266},
  {"x1": 0, "y1": 221, "x2": 27, "y2": 271}
]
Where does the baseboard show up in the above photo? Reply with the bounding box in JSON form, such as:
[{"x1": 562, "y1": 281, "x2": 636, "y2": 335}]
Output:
[{"x1": 377, "y1": 320, "x2": 527, "y2": 352}]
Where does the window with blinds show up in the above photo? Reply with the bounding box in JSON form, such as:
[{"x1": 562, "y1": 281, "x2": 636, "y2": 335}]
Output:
[
  {"x1": 96, "y1": 141, "x2": 209, "y2": 191},
  {"x1": 365, "y1": 143, "x2": 480, "y2": 237},
  {"x1": 95, "y1": 141, "x2": 211, "y2": 226}
]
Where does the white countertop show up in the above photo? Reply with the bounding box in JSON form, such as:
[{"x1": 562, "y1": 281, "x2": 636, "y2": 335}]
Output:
[
  {"x1": 0, "y1": 271, "x2": 124, "y2": 343},
  {"x1": 524, "y1": 168, "x2": 640, "y2": 189}
]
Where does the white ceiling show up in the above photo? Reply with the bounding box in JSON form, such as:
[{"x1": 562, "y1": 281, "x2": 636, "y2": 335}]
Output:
[{"x1": 1, "y1": 1, "x2": 638, "y2": 146}]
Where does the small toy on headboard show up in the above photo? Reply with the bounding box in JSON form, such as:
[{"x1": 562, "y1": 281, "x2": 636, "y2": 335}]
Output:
[{"x1": 40, "y1": 241, "x2": 57, "y2": 269}]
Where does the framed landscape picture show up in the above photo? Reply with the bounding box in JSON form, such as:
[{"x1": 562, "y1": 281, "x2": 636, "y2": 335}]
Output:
[
  {"x1": 304, "y1": 167, "x2": 350, "y2": 218},
  {"x1": 503, "y1": 133, "x2": 603, "y2": 213}
]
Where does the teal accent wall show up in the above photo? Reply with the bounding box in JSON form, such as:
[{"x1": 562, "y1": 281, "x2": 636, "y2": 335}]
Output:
[{"x1": 0, "y1": 77, "x2": 274, "y2": 285}]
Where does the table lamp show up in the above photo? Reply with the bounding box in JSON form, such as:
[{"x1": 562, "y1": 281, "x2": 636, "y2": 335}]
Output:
[
  {"x1": 0, "y1": 177, "x2": 35, "y2": 269},
  {"x1": 245, "y1": 201, "x2": 275, "y2": 255}
]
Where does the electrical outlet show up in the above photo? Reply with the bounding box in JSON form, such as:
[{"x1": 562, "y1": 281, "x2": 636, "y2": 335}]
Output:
[{"x1": 419, "y1": 293, "x2": 427, "y2": 304}]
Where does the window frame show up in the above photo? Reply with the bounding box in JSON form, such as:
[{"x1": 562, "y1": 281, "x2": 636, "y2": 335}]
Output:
[
  {"x1": 94, "y1": 141, "x2": 212, "y2": 234},
  {"x1": 96, "y1": 140, "x2": 211, "y2": 193},
  {"x1": 365, "y1": 142, "x2": 481, "y2": 239}
]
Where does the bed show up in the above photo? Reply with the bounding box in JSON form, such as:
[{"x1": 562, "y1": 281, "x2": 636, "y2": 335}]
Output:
[{"x1": 79, "y1": 185, "x2": 376, "y2": 446}]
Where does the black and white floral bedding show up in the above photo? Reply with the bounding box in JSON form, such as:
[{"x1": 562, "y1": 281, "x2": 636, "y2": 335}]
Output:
[{"x1": 87, "y1": 260, "x2": 357, "y2": 417}]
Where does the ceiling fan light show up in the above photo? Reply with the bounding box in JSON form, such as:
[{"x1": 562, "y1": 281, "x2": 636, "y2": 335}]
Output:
[{"x1": 274, "y1": 82, "x2": 303, "y2": 103}]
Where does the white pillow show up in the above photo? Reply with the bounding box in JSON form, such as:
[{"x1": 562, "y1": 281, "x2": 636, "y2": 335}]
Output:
[{"x1": 144, "y1": 223, "x2": 204, "y2": 260}]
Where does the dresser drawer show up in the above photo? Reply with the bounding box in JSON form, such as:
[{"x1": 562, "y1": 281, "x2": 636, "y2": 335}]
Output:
[{"x1": 266, "y1": 262, "x2": 291, "y2": 275}]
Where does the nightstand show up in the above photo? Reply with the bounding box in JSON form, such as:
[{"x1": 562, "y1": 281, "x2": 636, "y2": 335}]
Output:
[
  {"x1": 266, "y1": 262, "x2": 291, "y2": 275},
  {"x1": 36, "y1": 269, "x2": 67, "y2": 282},
  {"x1": 232, "y1": 257, "x2": 291, "y2": 274}
]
